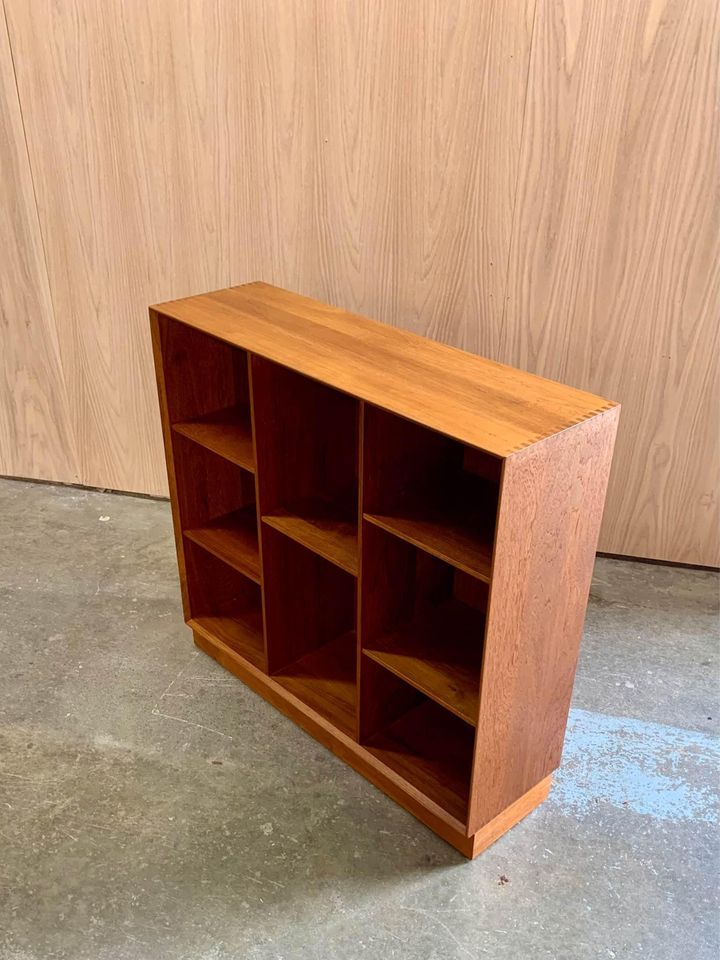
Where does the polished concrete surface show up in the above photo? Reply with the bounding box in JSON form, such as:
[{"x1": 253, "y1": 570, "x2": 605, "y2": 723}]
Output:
[{"x1": 0, "y1": 477, "x2": 717, "y2": 960}]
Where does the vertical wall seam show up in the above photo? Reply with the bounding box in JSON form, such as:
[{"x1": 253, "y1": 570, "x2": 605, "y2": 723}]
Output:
[
  {"x1": 498, "y1": 0, "x2": 540, "y2": 362},
  {"x1": 1, "y1": 0, "x2": 80, "y2": 481}
]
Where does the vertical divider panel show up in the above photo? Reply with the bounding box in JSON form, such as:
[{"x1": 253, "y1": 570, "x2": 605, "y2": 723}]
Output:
[
  {"x1": 247, "y1": 352, "x2": 269, "y2": 673},
  {"x1": 149, "y1": 310, "x2": 191, "y2": 618},
  {"x1": 249, "y1": 353, "x2": 282, "y2": 675},
  {"x1": 354, "y1": 402, "x2": 366, "y2": 741},
  {"x1": 247, "y1": 355, "x2": 279, "y2": 519},
  {"x1": 357, "y1": 401, "x2": 368, "y2": 741},
  {"x1": 358, "y1": 522, "x2": 423, "y2": 742},
  {"x1": 358, "y1": 404, "x2": 421, "y2": 742}
]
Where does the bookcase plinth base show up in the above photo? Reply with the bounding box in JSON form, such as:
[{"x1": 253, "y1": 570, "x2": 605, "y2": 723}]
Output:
[
  {"x1": 466, "y1": 774, "x2": 552, "y2": 858},
  {"x1": 191, "y1": 626, "x2": 552, "y2": 859}
]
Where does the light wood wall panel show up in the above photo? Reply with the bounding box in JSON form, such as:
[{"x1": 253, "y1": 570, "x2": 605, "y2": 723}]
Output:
[
  {"x1": 4, "y1": 0, "x2": 251, "y2": 494},
  {"x1": 3, "y1": 0, "x2": 534, "y2": 495},
  {"x1": 0, "y1": 2, "x2": 77, "y2": 483},
  {"x1": 502, "y1": 0, "x2": 720, "y2": 565},
  {"x1": 1, "y1": 0, "x2": 717, "y2": 563}
]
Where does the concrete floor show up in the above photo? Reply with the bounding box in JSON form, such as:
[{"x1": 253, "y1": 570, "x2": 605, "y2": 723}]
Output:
[{"x1": 0, "y1": 477, "x2": 717, "y2": 960}]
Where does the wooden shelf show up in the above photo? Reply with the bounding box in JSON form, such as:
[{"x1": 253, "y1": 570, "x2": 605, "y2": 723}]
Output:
[
  {"x1": 366, "y1": 699, "x2": 473, "y2": 822},
  {"x1": 263, "y1": 500, "x2": 358, "y2": 575},
  {"x1": 184, "y1": 506, "x2": 261, "y2": 583},
  {"x1": 364, "y1": 600, "x2": 483, "y2": 725},
  {"x1": 364, "y1": 509, "x2": 494, "y2": 582},
  {"x1": 190, "y1": 599, "x2": 265, "y2": 671},
  {"x1": 173, "y1": 405, "x2": 255, "y2": 471},
  {"x1": 273, "y1": 631, "x2": 357, "y2": 737},
  {"x1": 153, "y1": 286, "x2": 619, "y2": 858}
]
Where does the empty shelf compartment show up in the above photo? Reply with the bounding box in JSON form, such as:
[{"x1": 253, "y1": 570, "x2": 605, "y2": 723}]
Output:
[
  {"x1": 184, "y1": 505, "x2": 260, "y2": 583},
  {"x1": 363, "y1": 407, "x2": 499, "y2": 581},
  {"x1": 173, "y1": 406, "x2": 255, "y2": 471},
  {"x1": 252, "y1": 357, "x2": 359, "y2": 572},
  {"x1": 365, "y1": 695, "x2": 474, "y2": 823},
  {"x1": 262, "y1": 526, "x2": 358, "y2": 735},
  {"x1": 364, "y1": 598, "x2": 483, "y2": 725},
  {"x1": 184, "y1": 541, "x2": 265, "y2": 670},
  {"x1": 273, "y1": 630, "x2": 357, "y2": 738},
  {"x1": 157, "y1": 315, "x2": 254, "y2": 469},
  {"x1": 262, "y1": 499, "x2": 358, "y2": 575}
]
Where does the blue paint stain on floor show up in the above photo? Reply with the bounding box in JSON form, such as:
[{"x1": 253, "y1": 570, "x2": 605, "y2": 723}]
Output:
[{"x1": 552, "y1": 708, "x2": 719, "y2": 824}]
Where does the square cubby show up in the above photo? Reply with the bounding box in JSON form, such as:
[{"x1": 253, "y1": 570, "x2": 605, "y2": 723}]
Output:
[
  {"x1": 251, "y1": 356, "x2": 359, "y2": 575},
  {"x1": 184, "y1": 540, "x2": 264, "y2": 670},
  {"x1": 174, "y1": 436, "x2": 260, "y2": 586},
  {"x1": 362, "y1": 406, "x2": 500, "y2": 582},
  {"x1": 262, "y1": 525, "x2": 357, "y2": 737},
  {"x1": 360, "y1": 520, "x2": 487, "y2": 727},
  {"x1": 157, "y1": 315, "x2": 254, "y2": 472},
  {"x1": 360, "y1": 665, "x2": 475, "y2": 824}
]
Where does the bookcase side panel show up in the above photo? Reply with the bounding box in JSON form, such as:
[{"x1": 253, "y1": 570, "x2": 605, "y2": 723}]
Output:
[
  {"x1": 468, "y1": 406, "x2": 620, "y2": 836},
  {"x1": 149, "y1": 309, "x2": 191, "y2": 617}
]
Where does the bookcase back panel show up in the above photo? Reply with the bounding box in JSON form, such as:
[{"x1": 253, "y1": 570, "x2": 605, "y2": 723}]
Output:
[
  {"x1": 183, "y1": 540, "x2": 265, "y2": 671},
  {"x1": 362, "y1": 406, "x2": 499, "y2": 584},
  {"x1": 251, "y1": 356, "x2": 359, "y2": 522},
  {"x1": 360, "y1": 521, "x2": 485, "y2": 730},
  {"x1": 262, "y1": 526, "x2": 356, "y2": 673},
  {"x1": 157, "y1": 315, "x2": 249, "y2": 425},
  {"x1": 172, "y1": 436, "x2": 255, "y2": 530},
  {"x1": 363, "y1": 688, "x2": 474, "y2": 824}
]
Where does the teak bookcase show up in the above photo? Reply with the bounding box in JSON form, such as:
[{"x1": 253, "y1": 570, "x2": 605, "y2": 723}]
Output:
[{"x1": 150, "y1": 282, "x2": 619, "y2": 858}]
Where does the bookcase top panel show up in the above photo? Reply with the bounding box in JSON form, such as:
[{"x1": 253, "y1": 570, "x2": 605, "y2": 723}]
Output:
[{"x1": 152, "y1": 282, "x2": 616, "y2": 458}]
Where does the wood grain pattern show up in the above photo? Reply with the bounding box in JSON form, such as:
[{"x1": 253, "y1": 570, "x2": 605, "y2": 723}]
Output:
[
  {"x1": 309, "y1": 0, "x2": 536, "y2": 351},
  {"x1": 0, "y1": 4, "x2": 77, "y2": 483},
  {"x1": 273, "y1": 630, "x2": 357, "y2": 738},
  {"x1": 262, "y1": 509, "x2": 358, "y2": 576},
  {"x1": 184, "y1": 506, "x2": 261, "y2": 584},
  {"x1": 1, "y1": 0, "x2": 534, "y2": 486},
  {"x1": 157, "y1": 284, "x2": 613, "y2": 457},
  {"x1": 468, "y1": 406, "x2": 620, "y2": 834},
  {"x1": 154, "y1": 287, "x2": 618, "y2": 856},
  {"x1": 363, "y1": 597, "x2": 484, "y2": 726},
  {"x1": 365, "y1": 698, "x2": 474, "y2": 823},
  {"x1": 503, "y1": 0, "x2": 720, "y2": 565},
  {"x1": 364, "y1": 513, "x2": 494, "y2": 583},
  {"x1": 469, "y1": 775, "x2": 552, "y2": 858},
  {"x1": 173, "y1": 408, "x2": 255, "y2": 473},
  {"x1": 2, "y1": 0, "x2": 714, "y2": 562},
  {"x1": 3, "y1": 0, "x2": 251, "y2": 493}
]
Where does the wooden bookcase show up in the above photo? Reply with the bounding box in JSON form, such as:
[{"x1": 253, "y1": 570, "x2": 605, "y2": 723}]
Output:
[{"x1": 150, "y1": 282, "x2": 619, "y2": 858}]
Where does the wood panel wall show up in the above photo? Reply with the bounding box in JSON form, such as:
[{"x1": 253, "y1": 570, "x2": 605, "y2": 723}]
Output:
[
  {"x1": 502, "y1": 0, "x2": 720, "y2": 566},
  {"x1": 0, "y1": 0, "x2": 717, "y2": 565},
  {"x1": 0, "y1": 7, "x2": 78, "y2": 484}
]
